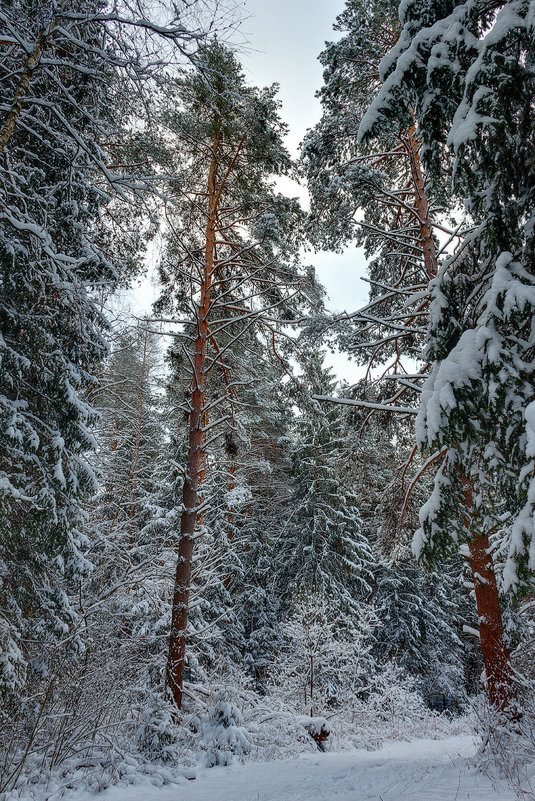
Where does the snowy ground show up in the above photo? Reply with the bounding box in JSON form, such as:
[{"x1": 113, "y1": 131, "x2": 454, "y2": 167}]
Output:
[{"x1": 53, "y1": 735, "x2": 532, "y2": 801}]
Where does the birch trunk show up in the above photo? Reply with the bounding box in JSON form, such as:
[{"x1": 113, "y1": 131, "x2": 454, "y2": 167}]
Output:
[
  {"x1": 0, "y1": 33, "x2": 46, "y2": 156},
  {"x1": 0, "y1": 1, "x2": 70, "y2": 156}
]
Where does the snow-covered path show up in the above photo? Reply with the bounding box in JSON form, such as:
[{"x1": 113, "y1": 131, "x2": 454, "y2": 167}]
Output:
[{"x1": 68, "y1": 735, "x2": 531, "y2": 801}]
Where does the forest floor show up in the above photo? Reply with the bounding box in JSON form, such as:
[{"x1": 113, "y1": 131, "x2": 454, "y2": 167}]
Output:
[{"x1": 45, "y1": 734, "x2": 533, "y2": 801}]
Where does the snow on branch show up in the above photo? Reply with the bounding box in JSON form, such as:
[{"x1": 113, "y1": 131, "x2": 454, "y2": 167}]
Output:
[{"x1": 312, "y1": 395, "x2": 418, "y2": 414}]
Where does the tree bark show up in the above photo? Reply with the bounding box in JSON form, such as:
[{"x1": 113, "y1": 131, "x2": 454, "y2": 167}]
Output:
[
  {"x1": 469, "y1": 533, "x2": 515, "y2": 713},
  {"x1": 0, "y1": 2, "x2": 74, "y2": 156},
  {"x1": 226, "y1": 461, "x2": 236, "y2": 530},
  {"x1": 166, "y1": 125, "x2": 220, "y2": 712},
  {"x1": 405, "y1": 125, "x2": 437, "y2": 281},
  {"x1": 0, "y1": 32, "x2": 46, "y2": 156},
  {"x1": 165, "y1": 122, "x2": 249, "y2": 711},
  {"x1": 462, "y1": 481, "x2": 516, "y2": 715}
]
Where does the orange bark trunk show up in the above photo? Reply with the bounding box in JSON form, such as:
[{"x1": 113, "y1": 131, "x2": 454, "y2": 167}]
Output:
[
  {"x1": 469, "y1": 533, "x2": 516, "y2": 713},
  {"x1": 166, "y1": 126, "x2": 220, "y2": 712},
  {"x1": 462, "y1": 480, "x2": 516, "y2": 715},
  {"x1": 406, "y1": 125, "x2": 436, "y2": 281},
  {"x1": 166, "y1": 122, "x2": 247, "y2": 711}
]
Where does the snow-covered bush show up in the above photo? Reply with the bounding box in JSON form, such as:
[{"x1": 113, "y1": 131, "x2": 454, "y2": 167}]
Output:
[
  {"x1": 136, "y1": 694, "x2": 178, "y2": 763},
  {"x1": 365, "y1": 663, "x2": 432, "y2": 730},
  {"x1": 473, "y1": 693, "x2": 535, "y2": 801},
  {"x1": 198, "y1": 690, "x2": 252, "y2": 767},
  {"x1": 273, "y1": 593, "x2": 379, "y2": 716}
]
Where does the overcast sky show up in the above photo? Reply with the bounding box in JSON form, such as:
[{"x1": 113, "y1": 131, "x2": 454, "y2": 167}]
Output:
[{"x1": 240, "y1": 0, "x2": 345, "y2": 156}]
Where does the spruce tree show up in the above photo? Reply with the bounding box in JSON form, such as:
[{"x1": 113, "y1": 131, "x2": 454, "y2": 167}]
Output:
[
  {"x1": 284, "y1": 351, "x2": 374, "y2": 618},
  {"x1": 90, "y1": 322, "x2": 164, "y2": 546},
  {"x1": 0, "y1": 0, "x2": 116, "y2": 709}
]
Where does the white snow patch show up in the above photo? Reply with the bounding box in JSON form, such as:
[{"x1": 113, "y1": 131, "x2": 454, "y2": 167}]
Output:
[{"x1": 24, "y1": 735, "x2": 533, "y2": 801}]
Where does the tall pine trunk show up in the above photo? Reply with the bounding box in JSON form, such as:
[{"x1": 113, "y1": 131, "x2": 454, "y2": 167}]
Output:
[
  {"x1": 166, "y1": 125, "x2": 220, "y2": 711},
  {"x1": 405, "y1": 125, "x2": 435, "y2": 282}
]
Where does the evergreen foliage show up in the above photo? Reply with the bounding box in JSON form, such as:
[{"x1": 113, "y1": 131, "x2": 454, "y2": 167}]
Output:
[
  {"x1": 373, "y1": 557, "x2": 465, "y2": 697},
  {"x1": 155, "y1": 41, "x2": 323, "y2": 709},
  {"x1": 358, "y1": 0, "x2": 535, "y2": 595},
  {"x1": 0, "y1": 0, "x2": 118, "y2": 709},
  {"x1": 284, "y1": 352, "x2": 374, "y2": 609},
  {"x1": 302, "y1": 0, "x2": 445, "y2": 373},
  {"x1": 0, "y1": 0, "x2": 205, "y2": 728}
]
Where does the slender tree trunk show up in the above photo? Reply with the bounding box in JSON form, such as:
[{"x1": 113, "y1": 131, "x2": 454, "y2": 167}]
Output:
[
  {"x1": 0, "y1": 0, "x2": 71, "y2": 157},
  {"x1": 462, "y1": 481, "x2": 516, "y2": 715},
  {"x1": 226, "y1": 461, "x2": 236, "y2": 530},
  {"x1": 0, "y1": 2, "x2": 73, "y2": 155},
  {"x1": 0, "y1": 32, "x2": 46, "y2": 156},
  {"x1": 111, "y1": 419, "x2": 119, "y2": 452},
  {"x1": 166, "y1": 126, "x2": 220, "y2": 712},
  {"x1": 405, "y1": 125, "x2": 436, "y2": 280},
  {"x1": 310, "y1": 654, "x2": 314, "y2": 717},
  {"x1": 129, "y1": 327, "x2": 149, "y2": 543}
]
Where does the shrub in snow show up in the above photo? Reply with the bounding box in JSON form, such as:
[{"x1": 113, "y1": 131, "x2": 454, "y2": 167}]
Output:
[
  {"x1": 199, "y1": 691, "x2": 251, "y2": 767},
  {"x1": 473, "y1": 693, "x2": 535, "y2": 800},
  {"x1": 273, "y1": 593, "x2": 378, "y2": 716},
  {"x1": 366, "y1": 663, "x2": 430, "y2": 725},
  {"x1": 136, "y1": 695, "x2": 178, "y2": 763},
  {"x1": 0, "y1": 614, "x2": 26, "y2": 703}
]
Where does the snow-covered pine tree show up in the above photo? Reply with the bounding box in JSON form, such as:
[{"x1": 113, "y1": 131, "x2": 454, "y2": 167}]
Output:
[
  {"x1": 229, "y1": 367, "x2": 296, "y2": 691},
  {"x1": 285, "y1": 350, "x2": 374, "y2": 608},
  {"x1": 178, "y1": 336, "x2": 298, "y2": 692},
  {"x1": 86, "y1": 320, "x2": 171, "y2": 662},
  {"x1": 359, "y1": 0, "x2": 535, "y2": 715},
  {"x1": 333, "y1": 397, "x2": 470, "y2": 701},
  {"x1": 154, "y1": 42, "x2": 322, "y2": 711},
  {"x1": 156, "y1": 336, "x2": 289, "y2": 696},
  {"x1": 0, "y1": 0, "x2": 205, "y2": 719},
  {"x1": 276, "y1": 591, "x2": 378, "y2": 716},
  {"x1": 302, "y1": 0, "x2": 481, "y2": 710},
  {"x1": 90, "y1": 322, "x2": 164, "y2": 547},
  {"x1": 301, "y1": 0, "x2": 450, "y2": 574},
  {"x1": 373, "y1": 558, "x2": 466, "y2": 700},
  {"x1": 1, "y1": 1, "x2": 117, "y2": 713}
]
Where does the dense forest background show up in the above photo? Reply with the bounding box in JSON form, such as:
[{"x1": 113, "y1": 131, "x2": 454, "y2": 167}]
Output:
[{"x1": 1, "y1": 0, "x2": 535, "y2": 797}]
